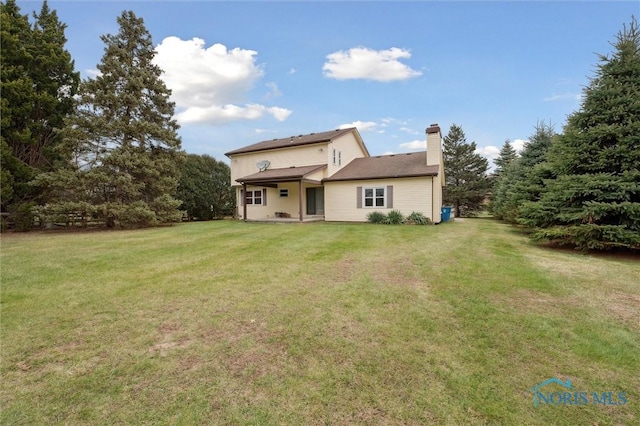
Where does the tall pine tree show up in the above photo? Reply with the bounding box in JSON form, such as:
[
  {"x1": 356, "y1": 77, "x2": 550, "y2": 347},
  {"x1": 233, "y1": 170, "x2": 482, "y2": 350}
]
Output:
[
  {"x1": 28, "y1": 1, "x2": 80, "y2": 170},
  {"x1": 490, "y1": 122, "x2": 555, "y2": 222},
  {"x1": 39, "y1": 10, "x2": 184, "y2": 228},
  {"x1": 493, "y1": 140, "x2": 518, "y2": 177},
  {"x1": 0, "y1": 0, "x2": 79, "y2": 229},
  {"x1": 442, "y1": 124, "x2": 491, "y2": 217},
  {"x1": 519, "y1": 18, "x2": 640, "y2": 250}
]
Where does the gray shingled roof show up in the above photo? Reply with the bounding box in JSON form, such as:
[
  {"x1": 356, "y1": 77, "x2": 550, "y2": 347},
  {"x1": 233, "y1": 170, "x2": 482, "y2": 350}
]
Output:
[
  {"x1": 225, "y1": 128, "x2": 357, "y2": 156},
  {"x1": 236, "y1": 164, "x2": 327, "y2": 184},
  {"x1": 323, "y1": 152, "x2": 439, "y2": 182}
]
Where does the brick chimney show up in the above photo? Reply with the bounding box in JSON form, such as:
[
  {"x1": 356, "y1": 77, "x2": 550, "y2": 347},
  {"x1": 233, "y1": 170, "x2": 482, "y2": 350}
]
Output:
[{"x1": 426, "y1": 124, "x2": 442, "y2": 166}]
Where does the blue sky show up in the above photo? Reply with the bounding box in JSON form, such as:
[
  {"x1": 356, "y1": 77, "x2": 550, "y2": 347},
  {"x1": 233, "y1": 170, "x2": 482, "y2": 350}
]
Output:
[{"x1": 17, "y1": 0, "x2": 639, "y2": 166}]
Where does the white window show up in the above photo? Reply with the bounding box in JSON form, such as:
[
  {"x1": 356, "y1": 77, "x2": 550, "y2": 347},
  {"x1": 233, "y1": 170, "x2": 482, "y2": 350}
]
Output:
[
  {"x1": 279, "y1": 189, "x2": 289, "y2": 198},
  {"x1": 357, "y1": 185, "x2": 393, "y2": 209},
  {"x1": 333, "y1": 149, "x2": 342, "y2": 166},
  {"x1": 245, "y1": 190, "x2": 263, "y2": 205},
  {"x1": 364, "y1": 187, "x2": 385, "y2": 207}
]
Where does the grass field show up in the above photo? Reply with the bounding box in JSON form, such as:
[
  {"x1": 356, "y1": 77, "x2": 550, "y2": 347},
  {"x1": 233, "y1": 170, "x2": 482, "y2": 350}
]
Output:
[{"x1": 1, "y1": 219, "x2": 639, "y2": 425}]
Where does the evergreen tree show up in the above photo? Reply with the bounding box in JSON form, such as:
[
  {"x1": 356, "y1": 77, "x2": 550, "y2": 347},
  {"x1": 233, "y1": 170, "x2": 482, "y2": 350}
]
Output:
[
  {"x1": 0, "y1": 0, "x2": 79, "y2": 228},
  {"x1": 38, "y1": 10, "x2": 184, "y2": 228},
  {"x1": 1, "y1": 0, "x2": 36, "y2": 213},
  {"x1": 493, "y1": 140, "x2": 518, "y2": 177},
  {"x1": 28, "y1": 1, "x2": 80, "y2": 170},
  {"x1": 442, "y1": 124, "x2": 491, "y2": 217},
  {"x1": 490, "y1": 122, "x2": 555, "y2": 222},
  {"x1": 519, "y1": 18, "x2": 640, "y2": 250},
  {"x1": 518, "y1": 122, "x2": 555, "y2": 170},
  {"x1": 177, "y1": 154, "x2": 235, "y2": 220}
]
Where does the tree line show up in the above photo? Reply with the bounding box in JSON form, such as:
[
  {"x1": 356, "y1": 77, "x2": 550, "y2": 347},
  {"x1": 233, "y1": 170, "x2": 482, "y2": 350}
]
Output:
[
  {"x1": 489, "y1": 17, "x2": 639, "y2": 251},
  {"x1": 1, "y1": 0, "x2": 234, "y2": 231},
  {"x1": 442, "y1": 17, "x2": 639, "y2": 251},
  {"x1": 2, "y1": 1, "x2": 637, "y2": 251}
]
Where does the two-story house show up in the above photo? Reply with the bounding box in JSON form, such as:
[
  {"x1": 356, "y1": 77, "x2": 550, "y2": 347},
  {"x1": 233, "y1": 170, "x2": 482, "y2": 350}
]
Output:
[{"x1": 224, "y1": 124, "x2": 444, "y2": 223}]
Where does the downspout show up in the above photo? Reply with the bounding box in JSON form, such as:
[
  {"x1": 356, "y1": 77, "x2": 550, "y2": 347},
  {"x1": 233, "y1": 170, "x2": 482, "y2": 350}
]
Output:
[
  {"x1": 299, "y1": 180, "x2": 303, "y2": 222},
  {"x1": 432, "y1": 177, "x2": 436, "y2": 224},
  {"x1": 242, "y1": 183, "x2": 247, "y2": 222}
]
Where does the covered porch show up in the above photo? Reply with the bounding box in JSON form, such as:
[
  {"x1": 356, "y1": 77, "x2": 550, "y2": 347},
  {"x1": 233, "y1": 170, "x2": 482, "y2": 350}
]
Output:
[{"x1": 236, "y1": 164, "x2": 327, "y2": 222}]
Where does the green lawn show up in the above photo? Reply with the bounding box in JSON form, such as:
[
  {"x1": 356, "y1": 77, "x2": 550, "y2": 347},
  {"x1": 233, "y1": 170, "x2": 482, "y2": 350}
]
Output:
[{"x1": 1, "y1": 219, "x2": 639, "y2": 425}]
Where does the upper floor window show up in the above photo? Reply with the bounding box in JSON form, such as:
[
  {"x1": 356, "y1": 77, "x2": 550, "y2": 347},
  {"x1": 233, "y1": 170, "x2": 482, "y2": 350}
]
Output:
[{"x1": 333, "y1": 149, "x2": 342, "y2": 166}]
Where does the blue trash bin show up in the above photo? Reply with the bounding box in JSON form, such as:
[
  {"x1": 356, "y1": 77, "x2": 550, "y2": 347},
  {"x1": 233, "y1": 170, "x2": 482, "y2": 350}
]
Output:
[{"x1": 441, "y1": 206, "x2": 452, "y2": 222}]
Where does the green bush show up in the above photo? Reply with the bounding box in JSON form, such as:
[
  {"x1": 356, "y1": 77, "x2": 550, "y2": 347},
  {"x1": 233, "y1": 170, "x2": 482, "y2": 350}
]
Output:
[
  {"x1": 367, "y1": 211, "x2": 387, "y2": 224},
  {"x1": 11, "y1": 202, "x2": 36, "y2": 232},
  {"x1": 406, "y1": 211, "x2": 431, "y2": 225},
  {"x1": 385, "y1": 209, "x2": 404, "y2": 225}
]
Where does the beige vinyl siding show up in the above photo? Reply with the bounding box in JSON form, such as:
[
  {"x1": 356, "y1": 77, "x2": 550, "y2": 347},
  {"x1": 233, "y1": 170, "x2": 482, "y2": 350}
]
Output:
[
  {"x1": 237, "y1": 182, "x2": 327, "y2": 220},
  {"x1": 230, "y1": 144, "x2": 329, "y2": 184},
  {"x1": 432, "y1": 174, "x2": 443, "y2": 223},
  {"x1": 305, "y1": 169, "x2": 325, "y2": 183},
  {"x1": 236, "y1": 185, "x2": 296, "y2": 219},
  {"x1": 326, "y1": 132, "x2": 369, "y2": 176},
  {"x1": 324, "y1": 177, "x2": 434, "y2": 222},
  {"x1": 272, "y1": 182, "x2": 302, "y2": 217}
]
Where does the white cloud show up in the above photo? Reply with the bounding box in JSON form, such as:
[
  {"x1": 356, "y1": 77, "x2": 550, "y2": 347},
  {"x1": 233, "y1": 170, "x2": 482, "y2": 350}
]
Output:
[
  {"x1": 400, "y1": 127, "x2": 420, "y2": 135},
  {"x1": 264, "y1": 82, "x2": 282, "y2": 99},
  {"x1": 86, "y1": 68, "x2": 101, "y2": 78},
  {"x1": 400, "y1": 139, "x2": 426, "y2": 150},
  {"x1": 543, "y1": 92, "x2": 582, "y2": 102},
  {"x1": 475, "y1": 140, "x2": 526, "y2": 165},
  {"x1": 511, "y1": 139, "x2": 527, "y2": 153},
  {"x1": 175, "y1": 104, "x2": 291, "y2": 125},
  {"x1": 338, "y1": 120, "x2": 378, "y2": 132},
  {"x1": 153, "y1": 36, "x2": 291, "y2": 124},
  {"x1": 475, "y1": 145, "x2": 501, "y2": 163},
  {"x1": 323, "y1": 47, "x2": 422, "y2": 82},
  {"x1": 269, "y1": 107, "x2": 293, "y2": 121}
]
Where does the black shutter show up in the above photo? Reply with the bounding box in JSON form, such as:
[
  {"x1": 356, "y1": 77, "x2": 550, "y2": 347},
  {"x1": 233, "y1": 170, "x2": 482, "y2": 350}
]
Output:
[
  {"x1": 240, "y1": 189, "x2": 244, "y2": 206},
  {"x1": 263, "y1": 188, "x2": 267, "y2": 206}
]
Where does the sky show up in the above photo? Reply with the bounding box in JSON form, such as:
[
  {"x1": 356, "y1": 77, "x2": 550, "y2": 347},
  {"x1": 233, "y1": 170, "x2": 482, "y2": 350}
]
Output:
[{"x1": 17, "y1": 0, "x2": 640, "y2": 167}]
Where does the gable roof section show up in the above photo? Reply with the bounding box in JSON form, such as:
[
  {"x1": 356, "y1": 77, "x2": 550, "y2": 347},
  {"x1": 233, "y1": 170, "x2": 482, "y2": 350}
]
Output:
[
  {"x1": 323, "y1": 152, "x2": 439, "y2": 182},
  {"x1": 236, "y1": 164, "x2": 327, "y2": 184},
  {"x1": 225, "y1": 128, "x2": 362, "y2": 156}
]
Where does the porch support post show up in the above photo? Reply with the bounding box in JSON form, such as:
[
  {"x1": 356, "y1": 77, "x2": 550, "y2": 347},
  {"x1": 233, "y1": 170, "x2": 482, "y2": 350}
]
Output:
[
  {"x1": 299, "y1": 180, "x2": 303, "y2": 222},
  {"x1": 242, "y1": 183, "x2": 247, "y2": 222}
]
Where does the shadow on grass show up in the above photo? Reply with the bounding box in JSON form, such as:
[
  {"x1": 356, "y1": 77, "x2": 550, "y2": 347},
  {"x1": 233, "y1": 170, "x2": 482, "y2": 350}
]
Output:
[{"x1": 488, "y1": 218, "x2": 640, "y2": 262}]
